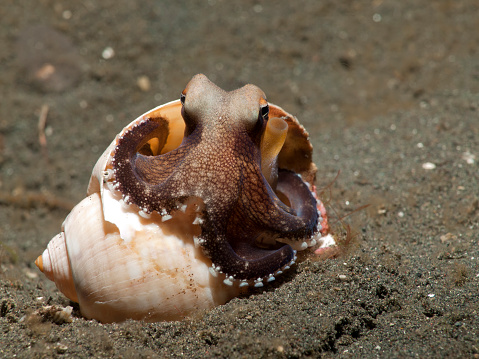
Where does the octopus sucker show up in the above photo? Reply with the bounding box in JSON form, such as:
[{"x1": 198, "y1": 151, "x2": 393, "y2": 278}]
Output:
[{"x1": 36, "y1": 74, "x2": 333, "y2": 322}]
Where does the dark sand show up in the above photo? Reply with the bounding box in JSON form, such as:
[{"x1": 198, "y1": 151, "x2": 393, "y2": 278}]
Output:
[{"x1": 1, "y1": 1, "x2": 478, "y2": 358}]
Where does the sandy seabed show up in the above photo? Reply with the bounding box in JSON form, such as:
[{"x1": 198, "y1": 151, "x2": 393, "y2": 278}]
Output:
[{"x1": 0, "y1": 1, "x2": 478, "y2": 358}]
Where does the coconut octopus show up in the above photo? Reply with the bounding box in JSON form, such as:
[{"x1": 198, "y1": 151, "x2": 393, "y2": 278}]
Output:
[{"x1": 36, "y1": 74, "x2": 331, "y2": 322}]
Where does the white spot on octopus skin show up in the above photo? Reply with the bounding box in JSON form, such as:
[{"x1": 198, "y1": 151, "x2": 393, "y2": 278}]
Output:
[
  {"x1": 208, "y1": 267, "x2": 218, "y2": 277},
  {"x1": 138, "y1": 210, "x2": 151, "y2": 219},
  {"x1": 254, "y1": 278, "x2": 264, "y2": 288},
  {"x1": 223, "y1": 276, "x2": 234, "y2": 286},
  {"x1": 193, "y1": 236, "x2": 205, "y2": 248},
  {"x1": 161, "y1": 214, "x2": 172, "y2": 222},
  {"x1": 192, "y1": 217, "x2": 204, "y2": 225}
]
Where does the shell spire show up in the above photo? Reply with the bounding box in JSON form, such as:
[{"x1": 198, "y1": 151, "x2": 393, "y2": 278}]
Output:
[{"x1": 36, "y1": 232, "x2": 78, "y2": 303}]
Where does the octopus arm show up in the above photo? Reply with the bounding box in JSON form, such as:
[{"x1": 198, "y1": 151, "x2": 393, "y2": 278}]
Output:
[
  {"x1": 243, "y1": 169, "x2": 319, "y2": 240},
  {"x1": 112, "y1": 118, "x2": 195, "y2": 213},
  {"x1": 201, "y1": 230, "x2": 295, "y2": 281},
  {"x1": 198, "y1": 169, "x2": 317, "y2": 281}
]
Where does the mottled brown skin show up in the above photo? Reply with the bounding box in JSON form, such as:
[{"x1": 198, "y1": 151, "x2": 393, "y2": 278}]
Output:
[{"x1": 112, "y1": 74, "x2": 319, "y2": 281}]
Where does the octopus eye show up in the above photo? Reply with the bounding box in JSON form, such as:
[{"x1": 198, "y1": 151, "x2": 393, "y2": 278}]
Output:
[
  {"x1": 260, "y1": 103, "x2": 269, "y2": 121},
  {"x1": 180, "y1": 92, "x2": 186, "y2": 106}
]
